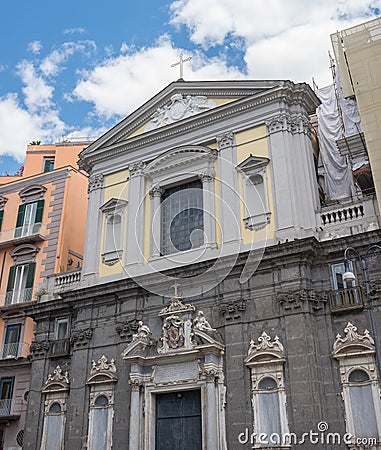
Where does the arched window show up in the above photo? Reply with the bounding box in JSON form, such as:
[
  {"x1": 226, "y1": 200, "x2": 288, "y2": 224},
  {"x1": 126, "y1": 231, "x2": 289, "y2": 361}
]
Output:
[
  {"x1": 105, "y1": 214, "x2": 122, "y2": 254},
  {"x1": 100, "y1": 199, "x2": 127, "y2": 266},
  {"x1": 236, "y1": 156, "x2": 271, "y2": 231},
  {"x1": 348, "y1": 369, "x2": 378, "y2": 438},
  {"x1": 40, "y1": 366, "x2": 69, "y2": 450},
  {"x1": 49, "y1": 402, "x2": 62, "y2": 413},
  {"x1": 257, "y1": 377, "x2": 282, "y2": 441},
  {"x1": 245, "y1": 332, "x2": 289, "y2": 448},
  {"x1": 333, "y1": 322, "x2": 381, "y2": 442},
  {"x1": 89, "y1": 395, "x2": 111, "y2": 450},
  {"x1": 41, "y1": 401, "x2": 65, "y2": 449},
  {"x1": 86, "y1": 356, "x2": 117, "y2": 450}
]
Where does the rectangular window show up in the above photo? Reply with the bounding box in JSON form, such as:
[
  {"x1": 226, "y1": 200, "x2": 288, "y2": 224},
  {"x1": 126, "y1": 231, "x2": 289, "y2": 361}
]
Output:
[
  {"x1": 15, "y1": 200, "x2": 44, "y2": 238},
  {"x1": 330, "y1": 262, "x2": 361, "y2": 309},
  {"x1": 331, "y1": 262, "x2": 356, "y2": 289},
  {"x1": 160, "y1": 180, "x2": 204, "y2": 256},
  {"x1": 155, "y1": 390, "x2": 202, "y2": 450},
  {"x1": 2, "y1": 324, "x2": 21, "y2": 358},
  {"x1": 55, "y1": 318, "x2": 69, "y2": 340},
  {"x1": 0, "y1": 377, "x2": 14, "y2": 415},
  {"x1": 0, "y1": 210, "x2": 3, "y2": 232},
  {"x1": 43, "y1": 158, "x2": 55, "y2": 173},
  {"x1": 5, "y1": 263, "x2": 36, "y2": 305}
]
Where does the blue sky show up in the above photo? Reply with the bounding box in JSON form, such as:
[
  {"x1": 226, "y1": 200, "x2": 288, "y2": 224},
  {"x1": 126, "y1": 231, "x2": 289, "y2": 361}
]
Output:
[{"x1": 0, "y1": 0, "x2": 380, "y2": 175}]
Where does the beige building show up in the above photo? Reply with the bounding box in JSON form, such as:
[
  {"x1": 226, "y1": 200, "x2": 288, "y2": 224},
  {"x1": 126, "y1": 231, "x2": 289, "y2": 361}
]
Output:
[
  {"x1": 0, "y1": 141, "x2": 90, "y2": 450},
  {"x1": 332, "y1": 16, "x2": 381, "y2": 213}
]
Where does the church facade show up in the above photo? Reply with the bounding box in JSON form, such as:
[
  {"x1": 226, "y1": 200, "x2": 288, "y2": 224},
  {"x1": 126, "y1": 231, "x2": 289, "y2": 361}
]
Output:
[{"x1": 23, "y1": 80, "x2": 381, "y2": 449}]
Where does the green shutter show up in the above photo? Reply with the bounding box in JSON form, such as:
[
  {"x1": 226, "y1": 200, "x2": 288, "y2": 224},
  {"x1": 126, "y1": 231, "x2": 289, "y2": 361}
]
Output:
[
  {"x1": 6, "y1": 266, "x2": 16, "y2": 293},
  {"x1": 0, "y1": 210, "x2": 3, "y2": 232},
  {"x1": 15, "y1": 204, "x2": 25, "y2": 228},
  {"x1": 35, "y1": 200, "x2": 44, "y2": 223},
  {"x1": 25, "y1": 262, "x2": 36, "y2": 289}
]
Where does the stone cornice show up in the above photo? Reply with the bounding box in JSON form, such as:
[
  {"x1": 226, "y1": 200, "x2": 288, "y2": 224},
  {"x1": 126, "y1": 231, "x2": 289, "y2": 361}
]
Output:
[
  {"x1": 80, "y1": 80, "x2": 285, "y2": 157},
  {"x1": 0, "y1": 167, "x2": 76, "y2": 195},
  {"x1": 24, "y1": 238, "x2": 322, "y2": 318},
  {"x1": 79, "y1": 81, "x2": 319, "y2": 172}
]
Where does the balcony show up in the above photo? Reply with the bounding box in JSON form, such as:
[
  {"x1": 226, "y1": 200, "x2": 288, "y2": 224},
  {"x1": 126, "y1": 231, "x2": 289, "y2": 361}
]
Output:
[
  {"x1": 0, "y1": 222, "x2": 47, "y2": 248},
  {"x1": 4, "y1": 287, "x2": 34, "y2": 306},
  {"x1": 328, "y1": 286, "x2": 364, "y2": 312},
  {"x1": 318, "y1": 195, "x2": 379, "y2": 241},
  {"x1": 44, "y1": 269, "x2": 81, "y2": 301},
  {"x1": 0, "y1": 399, "x2": 12, "y2": 416},
  {"x1": 48, "y1": 339, "x2": 70, "y2": 357},
  {"x1": 0, "y1": 342, "x2": 30, "y2": 359},
  {"x1": 0, "y1": 398, "x2": 20, "y2": 419}
]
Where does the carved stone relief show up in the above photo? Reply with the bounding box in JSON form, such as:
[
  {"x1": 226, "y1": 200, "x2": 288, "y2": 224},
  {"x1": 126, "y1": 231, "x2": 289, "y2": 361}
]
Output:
[{"x1": 144, "y1": 94, "x2": 215, "y2": 131}]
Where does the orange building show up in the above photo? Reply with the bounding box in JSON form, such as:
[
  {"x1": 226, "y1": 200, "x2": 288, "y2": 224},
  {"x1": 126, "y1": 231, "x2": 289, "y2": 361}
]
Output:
[{"x1": 0, "y1": 141, "x2": 90, "y2": 449}]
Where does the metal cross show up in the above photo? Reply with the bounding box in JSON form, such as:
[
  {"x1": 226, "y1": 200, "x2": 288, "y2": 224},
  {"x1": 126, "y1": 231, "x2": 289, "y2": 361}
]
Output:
[{"x1": 171, "y1": 53, "x2": 192, "y2": 80}]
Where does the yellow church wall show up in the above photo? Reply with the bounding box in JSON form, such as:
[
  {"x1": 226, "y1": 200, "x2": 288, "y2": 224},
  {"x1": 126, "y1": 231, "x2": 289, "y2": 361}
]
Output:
[
  {"x1": 235, "y1": 125, "x2": 275, "y2": 245},
  {"x1": 98, "y1": 169, "x2": 129, "y2": 278}
]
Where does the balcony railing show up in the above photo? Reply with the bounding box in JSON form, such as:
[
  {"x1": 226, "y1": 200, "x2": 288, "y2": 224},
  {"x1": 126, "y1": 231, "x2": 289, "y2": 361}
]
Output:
[
  {"x1": 318, "y1": 196, "x2": 379, "y2": 240},
  {"x1": 54, "y1": 270, "x2": 81, "y2": 287},
  {"x1": 0, "y1": 342, "x2": 29, "y2": 359},
  {"x1": 43, "y1": 269, "x2": 82, "y2": 301},
  {"x1": 321, "y1": 204, "x2": 364, "y2": 226},
  {"x1": 49, "y1": 339, "x2": 70, "y2": 357},
  {"x1": 2, "y1": 343, "x2": 19, "y2": 359},
  {"x1": 4, "y1": 287, "x2": 33, "y2": 305},
  {"x1": 14, "y1": 222, "x2": 44, "y2": 238},
  {"x1": 0, "y1": 223, "x2": 47, "y2": 248},
  {"x1": 0, "y1": 399, "x2": 12, "y2": 416},
  {"x1": 329, "y1": 286, "x2": 364, "y2": 312}
]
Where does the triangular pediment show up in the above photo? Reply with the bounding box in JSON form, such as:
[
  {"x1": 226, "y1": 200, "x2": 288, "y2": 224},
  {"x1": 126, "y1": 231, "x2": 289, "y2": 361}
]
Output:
[
  {"x1": 79, "y1": 80, "x2": 288, "y2": 170},
  {"x1": 236, "y1": 155, "x2": 270, "y2": 173},
  {"x1": 99, "y1": 198, "x2": 127, "y2": 212}
]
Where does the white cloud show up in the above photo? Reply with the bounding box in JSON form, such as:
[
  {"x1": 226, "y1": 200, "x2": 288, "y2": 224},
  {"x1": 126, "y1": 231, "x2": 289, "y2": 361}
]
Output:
[
  {"x1": 28, "y1": 40, "x2": 42, "y2": 54},
  {"x1": 40, "y1": 41, "x2": 96, "y2": 77},
  {"x1": 62, "y1": 125, "x2": 108, "y2": 142},
  {"x1": 170, "y1": 0, "x2": 381, "y2": 86},
  {"x1": 0, "y1": 38, "x2": 103, "y2": 160},
  {"x1": 0, "y1": 91, "x2": 88, "y2": 161},
  {"x1": 244, "y1": 22, "x2": 337, "y2": 87},
  {"x1": 64, "y1": 27, "x2": 86, "y2": 35},
  {"x1": 0, "y1": 94, "x2": 47, "y2": 161},
  {"x1": 73, "y1": 37, "x2": 244, "y2": 119},
  {"x1": 16, "y1": 60, "x2": 54, "y2": 112}
]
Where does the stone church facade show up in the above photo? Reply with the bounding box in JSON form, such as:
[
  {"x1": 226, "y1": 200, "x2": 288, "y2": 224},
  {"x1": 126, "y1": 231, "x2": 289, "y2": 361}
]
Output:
[{"x1": 23, "y1": 80, "x2": 381, "y2": 449}]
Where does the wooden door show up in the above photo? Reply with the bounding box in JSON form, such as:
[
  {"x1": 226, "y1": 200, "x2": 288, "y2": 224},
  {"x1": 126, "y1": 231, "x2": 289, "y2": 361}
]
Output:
[{"x1": 155, "y1": 390, "x2": 202, "y2": 450}]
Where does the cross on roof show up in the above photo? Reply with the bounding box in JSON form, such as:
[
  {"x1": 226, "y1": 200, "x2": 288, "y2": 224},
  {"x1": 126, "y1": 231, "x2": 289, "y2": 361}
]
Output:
[
  {"x1": 172, "y1": 279, "x2": 180, "y2": 297},
  {"x1": 171, "y1": 53, "x2": 192, "y2": 80}
]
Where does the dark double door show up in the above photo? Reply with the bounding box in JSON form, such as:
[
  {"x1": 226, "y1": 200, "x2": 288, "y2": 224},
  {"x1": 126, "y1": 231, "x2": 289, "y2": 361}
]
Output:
[{"x1": 155, "y1": 390, "x2": 202, "y2": 450}]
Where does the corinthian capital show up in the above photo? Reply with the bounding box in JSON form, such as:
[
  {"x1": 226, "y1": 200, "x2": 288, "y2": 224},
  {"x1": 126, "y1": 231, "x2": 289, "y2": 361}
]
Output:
[{"x1": 216, "y1": 132, "x2": 234, "y2": 150}]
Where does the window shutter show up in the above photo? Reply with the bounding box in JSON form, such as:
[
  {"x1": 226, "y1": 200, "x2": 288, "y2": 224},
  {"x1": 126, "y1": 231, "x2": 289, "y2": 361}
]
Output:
[
  {"x1": 16, "y1": 204, "x2": 26, "y2": 228},
  {"x1": 25, "y1": 262, "x2": 36, "y2": 289},
  {"x1": 0, "y1": 210, "x2": 3, "y2": 231},
  {"x1": 35, "y1": 200, "x2": 44, "y2": 223},
  {"x1": 6, "y1": 266, "x2": 16, "y2": 293}
]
